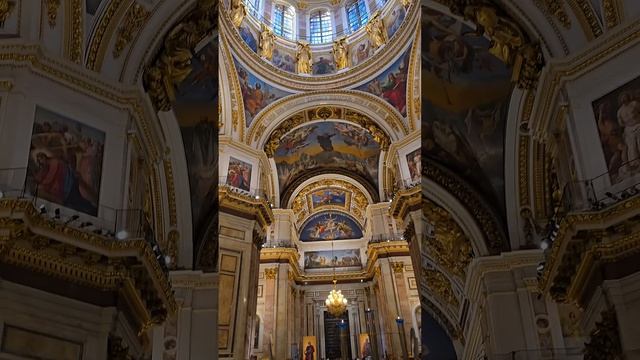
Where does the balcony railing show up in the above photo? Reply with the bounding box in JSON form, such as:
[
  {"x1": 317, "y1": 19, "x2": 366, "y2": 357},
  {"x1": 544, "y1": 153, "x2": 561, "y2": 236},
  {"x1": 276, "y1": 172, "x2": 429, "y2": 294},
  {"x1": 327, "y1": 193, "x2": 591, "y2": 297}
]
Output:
[
  {"x1": 0, "y1": 168, "x2": 146, "y2": 239},
  {"x1": 559, "y1": 157, "x2": 640, "y2": 214},
  {"x1": 262, "y1": 240, "x2": 298, "y2": 250},
  {"x1": 368, "y1": 232, "x2": 405, "y2": 245},
  {"x1": 219, "y1": 176, "x2": 273, "y2": 205}
]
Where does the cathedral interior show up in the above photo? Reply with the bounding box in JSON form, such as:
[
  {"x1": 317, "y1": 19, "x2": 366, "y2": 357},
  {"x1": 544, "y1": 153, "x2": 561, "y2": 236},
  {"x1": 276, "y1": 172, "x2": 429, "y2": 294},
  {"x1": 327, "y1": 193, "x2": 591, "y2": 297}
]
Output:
[{"x1": 0, "y1": 0, "x2": 639, "y2": 359}]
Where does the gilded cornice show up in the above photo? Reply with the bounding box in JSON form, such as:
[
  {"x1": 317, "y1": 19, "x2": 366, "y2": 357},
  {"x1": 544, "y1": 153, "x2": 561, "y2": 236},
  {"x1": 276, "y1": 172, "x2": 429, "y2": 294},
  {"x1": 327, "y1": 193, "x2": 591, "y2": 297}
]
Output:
[
  {"x1": 219, "y1": 0, "x2": 419, "y2": 90},
  {"x1": 218, "y1": 185, "x2": 274, "y2": 228},
  {"x1": 259, "y1": 241, "x2": 410, "y2": 284},
  {"x1": 389, "y1": 185, "x2": 421, "y2": 220},
  {"x1": 0, "y1": 199, "x2": 177, "y2": 331},
  {"x1": 539, "y1": 197, "x2": 640, "y2": 304}
]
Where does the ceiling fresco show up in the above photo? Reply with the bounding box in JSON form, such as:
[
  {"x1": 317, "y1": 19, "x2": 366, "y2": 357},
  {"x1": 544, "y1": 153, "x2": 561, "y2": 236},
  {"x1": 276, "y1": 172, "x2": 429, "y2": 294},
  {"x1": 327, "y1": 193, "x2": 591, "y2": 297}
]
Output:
[
  {"x1": 356, "y1": 45, "x2": 411, "y2": 117},
  {"x1": 233, "y1": 58, "x2": 293, "y2": 127},
  {"x1": 274, "y1": 121, "x2": 381, "y2": 197},
  {"x1": 299, "y1": 211, "x2": 364, "y2": 241},
  {"x1": 422, "y1": 6, "x2": 513, "y2": 212},
  {"x1": 173, "y1": 39, "x2": 218, "y2": 246},
  {"x1": 291, "y1": 178, "x2": 369, "y2": 226}
]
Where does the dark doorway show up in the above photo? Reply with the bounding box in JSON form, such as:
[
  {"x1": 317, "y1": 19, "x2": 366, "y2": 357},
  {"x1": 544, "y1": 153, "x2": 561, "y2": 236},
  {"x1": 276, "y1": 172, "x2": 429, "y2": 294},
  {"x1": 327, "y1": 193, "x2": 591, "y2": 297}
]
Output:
[{"x1": 324, "y1": 311, "x2": 352, "y2": 359}]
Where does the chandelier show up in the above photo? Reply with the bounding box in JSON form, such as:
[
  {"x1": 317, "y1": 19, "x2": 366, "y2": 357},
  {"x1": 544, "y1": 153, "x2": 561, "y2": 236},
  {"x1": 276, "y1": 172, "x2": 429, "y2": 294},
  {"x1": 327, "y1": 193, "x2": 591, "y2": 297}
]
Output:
[{"x1": 325, "y1": 279, "x2": 348, "y2": 317}]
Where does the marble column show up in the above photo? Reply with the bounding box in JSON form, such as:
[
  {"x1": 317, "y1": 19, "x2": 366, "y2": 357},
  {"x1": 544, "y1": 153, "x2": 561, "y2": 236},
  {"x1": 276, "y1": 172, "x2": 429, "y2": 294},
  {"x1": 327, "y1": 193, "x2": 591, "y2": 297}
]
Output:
[{"x1": 263, "y1": 267, "x2": 277, "y2": 355}]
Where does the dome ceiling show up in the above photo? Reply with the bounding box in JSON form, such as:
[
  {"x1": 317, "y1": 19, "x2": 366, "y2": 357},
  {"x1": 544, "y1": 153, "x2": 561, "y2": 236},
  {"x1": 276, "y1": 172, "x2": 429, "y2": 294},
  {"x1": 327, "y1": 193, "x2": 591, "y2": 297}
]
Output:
[{"x1": 422, "y1": 6, "x2": 514, "y2": 217}]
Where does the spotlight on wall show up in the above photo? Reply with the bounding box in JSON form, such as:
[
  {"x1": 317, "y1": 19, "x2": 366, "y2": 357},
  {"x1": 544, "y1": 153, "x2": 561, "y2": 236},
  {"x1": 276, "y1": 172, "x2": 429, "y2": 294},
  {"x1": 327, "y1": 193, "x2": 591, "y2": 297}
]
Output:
[
  {"x1": 116, "y1": 230, "x2": 129, "y2": 240},
  {"x1": 255, "y1": 195, "x2": 260, "y2": 200},
  {"x1": 164, "y1": 256, "x2": 172, "y2": 266},
  {"x1": 39, "y1": 204, "x2": 47, "y2": 215},
  {"x1": 536, "y1": 262, "x2": 546, "y2": 272},
  {"x1": 540, "y1": 240, "x2": 549, "y2": 250}
]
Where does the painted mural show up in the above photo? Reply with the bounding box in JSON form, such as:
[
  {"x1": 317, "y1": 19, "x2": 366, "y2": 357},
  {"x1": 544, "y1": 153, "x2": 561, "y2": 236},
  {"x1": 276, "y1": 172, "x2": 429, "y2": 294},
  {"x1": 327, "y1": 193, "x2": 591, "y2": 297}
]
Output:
[
  {"x1": 387, "y1": 5, "x2": 406, "y2": 38},
  {"x1": 592, "y1": 75, "x2": 640, "y2": 184},
  {"x1": 26, "y1": 107, "x2": 105, "y2": 216},
  {"x1": 234, "y1": 59, "x2": 292, "y2": 126},
  {"x1": 226, "y1": 157, "x2": 252, "y2": 192},
  {"x1": 304, "y1": 249, "x2": 362, "y2": 268},
  {"x1": 238, "y1": 23, "x2": 258, "y2": 53},
  {"x1": 312, "y1": 55, "x2": 336, "y2": 75},
  {"x1": 406, "y1": 148, "x2": 421, "y2": 183},
  {"x1": 350, "y1": 39, "x2": 375, "y2": 66},
  {"x1": 356, "y1": 47, "x2": 410, "y2": 116},
  {"x1": 274, "y1": 122, "x2": 381, "y2": 194},
  {"x1": 173, "y1": 40, "x2": 218, "y2": 242},
  {"x1": 299, "y1": 211, "x2": 363, "y2": 241},
  {"x1": 422, "y1": 7, "x2": 513, "y2": 210},
  {"x1": 310, "y1": 188, "x2": 347, "y2": 208},
  {"x1": 272, "y1": 48, "x2": 296, "y2": 73}
]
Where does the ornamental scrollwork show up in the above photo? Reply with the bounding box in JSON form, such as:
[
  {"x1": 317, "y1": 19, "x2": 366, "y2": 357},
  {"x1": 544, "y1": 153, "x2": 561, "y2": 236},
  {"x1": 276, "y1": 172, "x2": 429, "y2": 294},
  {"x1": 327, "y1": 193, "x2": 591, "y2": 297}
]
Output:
[{"x1": 143, "y1": 0, "x2": 217, "y2": 111}]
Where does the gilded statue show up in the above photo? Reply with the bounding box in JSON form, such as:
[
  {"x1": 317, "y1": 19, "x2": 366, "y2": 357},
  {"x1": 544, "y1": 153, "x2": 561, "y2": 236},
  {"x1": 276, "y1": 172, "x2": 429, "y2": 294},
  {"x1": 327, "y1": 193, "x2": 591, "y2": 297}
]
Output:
[
  {"x1": 158, "y1": 46, "x2": 193, "y2": 102},
  {"x1": 259, "y1": 24, "x2": 276, "y2": 60},
  {"x1": 464, "y1": 5, "x2": 523, "y2": 65},
  {"x1": 296, "y1": 41, "x2": 312, "y2": 74},
  {"x1": 332, "y1": 37, "x2": 349, "y2": 70},
  {"x1": 366, "y1": 11, "x2": 387, "y2": 49},
  {"x1": 230, "y1": 0, "x2": 246, "y2": 27}
]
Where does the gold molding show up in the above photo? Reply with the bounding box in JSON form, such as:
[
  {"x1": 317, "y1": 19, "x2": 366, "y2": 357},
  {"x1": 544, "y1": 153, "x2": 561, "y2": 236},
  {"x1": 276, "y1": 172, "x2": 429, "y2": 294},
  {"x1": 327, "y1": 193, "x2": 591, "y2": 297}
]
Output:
[
  {"x1": 113, "y1": 2, "x2": 150, "y2": 59},
  {"x1": 66, "y1": 0, "x2": 83, "y2": 64},
  {"x1": 0, "y1": 199, "x2": 177, "y2": 316},
  {"x1": 264, "y1": 267, "x2": 278, "y2": 279},
  {"x1": 87, "y1": 0, "x2": 127, "y2": 70},
  {"x1": 540, "y1": 197, "x2": 640, "y2": 301},
  {"x1": 389, "y1": 185, "x2": 420, "y2": 221},
  {"x1": 218, "y1": 185, "x2": 274, "y2": 228},
  {"x1": 44, "y1": 0, "x2": 60, "y2": 28}
]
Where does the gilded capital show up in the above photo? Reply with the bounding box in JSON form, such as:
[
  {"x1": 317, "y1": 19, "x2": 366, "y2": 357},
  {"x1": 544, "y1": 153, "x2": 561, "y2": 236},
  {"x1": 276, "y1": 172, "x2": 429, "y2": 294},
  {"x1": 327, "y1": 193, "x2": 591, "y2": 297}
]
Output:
[{"x1": 265, "y1": 267, "x2": 278, "y2": 279}]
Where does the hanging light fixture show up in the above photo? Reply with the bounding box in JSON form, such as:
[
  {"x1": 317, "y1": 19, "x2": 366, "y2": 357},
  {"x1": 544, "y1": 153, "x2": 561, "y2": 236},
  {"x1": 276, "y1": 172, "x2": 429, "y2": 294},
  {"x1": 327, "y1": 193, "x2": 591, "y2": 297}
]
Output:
[{"x1": 325, "y1": 241, "x2": 347, "y2": 317}]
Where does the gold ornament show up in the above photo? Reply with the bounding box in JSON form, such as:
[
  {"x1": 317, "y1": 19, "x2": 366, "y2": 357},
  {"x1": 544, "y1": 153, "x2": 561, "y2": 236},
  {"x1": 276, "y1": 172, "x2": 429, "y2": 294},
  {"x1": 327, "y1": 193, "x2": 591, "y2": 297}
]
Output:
[
  {"x1": 230, "y1": 0, "x2": 246, "y2": 27},
  {"x1": 365, "y1": 11, "x2": 387, "y2": 49},
  {"x1": 259, "y1": 24, "x2": 276, "y2": 60},
  {"x1": 296, "y1": 41, "x2": 312, "y2": 74},
  {"x1": 332, "y1": 37, "x2": 349, "y2": 70}
]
